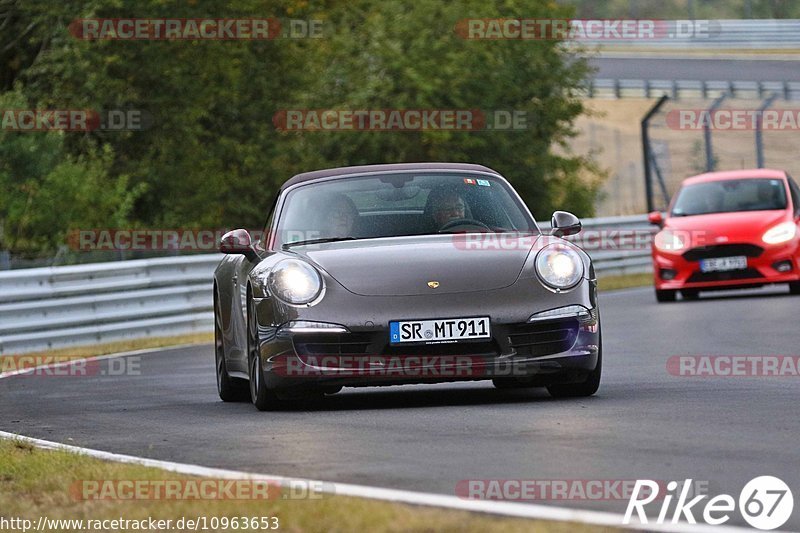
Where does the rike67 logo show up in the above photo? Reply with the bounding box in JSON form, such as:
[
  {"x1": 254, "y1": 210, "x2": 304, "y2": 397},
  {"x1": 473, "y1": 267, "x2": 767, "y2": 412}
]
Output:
[{"x1": 624, "y1": 476, "x2": 794, "y2": 530}]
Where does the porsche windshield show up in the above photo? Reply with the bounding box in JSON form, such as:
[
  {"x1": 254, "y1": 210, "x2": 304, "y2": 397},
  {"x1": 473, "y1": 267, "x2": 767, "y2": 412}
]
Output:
[
  {"x1": 275, "y1": 173, "x2": 538, "y2": 248},
  {"x1": 671, "y1": 178, "x2": 788, "y2": 217}
]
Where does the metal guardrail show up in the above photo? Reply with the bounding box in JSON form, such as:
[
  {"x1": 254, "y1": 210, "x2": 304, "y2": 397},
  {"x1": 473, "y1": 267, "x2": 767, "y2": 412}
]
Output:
[
  {"x1": 0, "y1": 255, "x2": 219, "y2": 355},
  {"x1": 555, "y1": 215, "x2": 654, "y2": 276},
  {"x1": 582, "y1": 19, "x2": 800, "y2": 49},
  {"x1": 588, "y1": 79, "x2": 800, "y2": 100},
  {"x1": 0, "y1": 216, "x2": 653, "y2": 355}
]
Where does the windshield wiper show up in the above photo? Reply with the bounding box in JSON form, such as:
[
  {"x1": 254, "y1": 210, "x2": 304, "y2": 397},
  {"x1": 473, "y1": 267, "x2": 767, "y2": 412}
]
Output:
[{"x1": 282, "y1": 237, "x2": 357, "y2": 250}]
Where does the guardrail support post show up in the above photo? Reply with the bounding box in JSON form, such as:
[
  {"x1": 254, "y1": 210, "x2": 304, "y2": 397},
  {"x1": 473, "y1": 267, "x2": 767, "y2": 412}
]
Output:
[
  {"x1": 641, "y1": 95, "x2": 670, "y2": 213},
  {"x1": 704, "y1": 93, "x2": 729, "y2": 172},
  {"x1": 755, "y1": 93, "x2": 778, "y2": 168}
]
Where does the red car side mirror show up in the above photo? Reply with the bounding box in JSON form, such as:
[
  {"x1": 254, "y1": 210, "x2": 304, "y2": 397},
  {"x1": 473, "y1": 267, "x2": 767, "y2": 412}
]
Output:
[{"x1": 648, "y1": 211, "x2": 664, "y2": 227}]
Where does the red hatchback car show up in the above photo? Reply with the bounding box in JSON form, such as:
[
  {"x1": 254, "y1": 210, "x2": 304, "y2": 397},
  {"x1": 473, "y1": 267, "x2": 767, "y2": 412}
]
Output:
[{"x1": 649, "y1": 169, "x2": 800, "y2": 302}]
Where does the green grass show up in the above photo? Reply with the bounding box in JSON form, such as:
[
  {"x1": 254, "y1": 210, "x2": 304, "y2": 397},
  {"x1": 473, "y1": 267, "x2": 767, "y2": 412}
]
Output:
[
  {"x1": 598, "y1": 272, "x2": 653, "y2": 291},
  {"x1": 14, "y1": 333, "x2": 213, "y2": 360},
  {"x1": 0, "y1": 439, "x2": 621, "y2": 533}
]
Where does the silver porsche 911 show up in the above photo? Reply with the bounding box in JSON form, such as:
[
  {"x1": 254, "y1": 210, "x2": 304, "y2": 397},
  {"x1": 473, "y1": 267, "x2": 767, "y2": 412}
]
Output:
[{"x1": 214, "y1": 163, "x2": 601, "y2": 410}]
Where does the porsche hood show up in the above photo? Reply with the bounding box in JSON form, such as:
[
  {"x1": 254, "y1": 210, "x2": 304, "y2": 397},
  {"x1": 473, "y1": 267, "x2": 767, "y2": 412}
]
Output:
[{"x1": 291, "y1": 234, "x2": 542, "y2": 296}]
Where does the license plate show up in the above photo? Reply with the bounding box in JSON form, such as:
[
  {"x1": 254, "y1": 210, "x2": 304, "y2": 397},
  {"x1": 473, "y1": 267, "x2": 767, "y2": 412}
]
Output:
[
  {"x1": 389, "y1": 317, "x2": 491, "y2": 344},
  {"x1": 700, "y1": 256, "x2": 747, "y2": 272}
]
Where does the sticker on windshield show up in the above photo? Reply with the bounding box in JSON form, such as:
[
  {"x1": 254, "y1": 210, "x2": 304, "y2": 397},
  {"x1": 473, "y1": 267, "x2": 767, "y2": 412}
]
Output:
[
  {"x1": 477, "y1": 179, "x2": 490, "y2": 187},
  {"x1": 463, "y1": 178, "x2": 476, "y2": 185}
]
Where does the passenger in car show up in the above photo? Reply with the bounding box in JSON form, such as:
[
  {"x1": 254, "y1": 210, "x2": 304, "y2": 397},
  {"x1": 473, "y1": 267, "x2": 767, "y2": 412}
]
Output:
[{"x1": 322, "y1": 193, "x2": 359, "y2": 238}]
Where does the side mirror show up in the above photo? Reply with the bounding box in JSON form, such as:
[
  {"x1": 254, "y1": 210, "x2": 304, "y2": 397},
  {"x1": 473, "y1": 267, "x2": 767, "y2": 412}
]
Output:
[
  {"x1": 550, "y1": 211, "x2": 582, "y2": 237},
  {"x1": 648, "y1": 211, "x2": 664, "y2": 227},
  {"x1": 220, "y1": 229, "x2": 257, "y2": 260}
]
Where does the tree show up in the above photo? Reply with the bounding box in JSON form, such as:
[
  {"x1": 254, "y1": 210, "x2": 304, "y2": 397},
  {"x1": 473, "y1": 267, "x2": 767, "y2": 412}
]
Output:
[{"x1": 2, "y1": 0, "x2": 603, "y2": 257}]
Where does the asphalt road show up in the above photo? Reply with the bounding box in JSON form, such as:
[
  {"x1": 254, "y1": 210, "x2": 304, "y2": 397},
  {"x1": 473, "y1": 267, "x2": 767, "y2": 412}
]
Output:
[
  {"x1": 2, "y1": 286, "x2": 799, "y2": 529},
  {"x1": 590, "y1": 56, "x2": 800, "y2": 82}
]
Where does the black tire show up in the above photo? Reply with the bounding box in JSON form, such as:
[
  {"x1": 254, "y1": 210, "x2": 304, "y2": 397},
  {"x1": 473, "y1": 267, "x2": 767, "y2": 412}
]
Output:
[
  {"x1": 790, "y1": 281, "x2": 800, "y2": 295},
  {"x1": 681, "y1": 289, "x2": 700, "y2": 300},
  {"x1": 214, "y1": 293, "x2": 248, "y2": 402},
  {"x1": 547, "y1": 331, "x2": 602, "y2": 398},
  {"x1": 247, "y1": 295, "x2": 283, "y2": 411},
  {"x1": 655, "y1": 289, "x2": 677, "y2": 302}
]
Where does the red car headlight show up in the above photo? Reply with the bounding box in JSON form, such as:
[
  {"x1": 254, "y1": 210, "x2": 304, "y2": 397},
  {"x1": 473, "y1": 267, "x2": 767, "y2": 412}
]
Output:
[
  {"x1": 762, "y1": 222, "x2": 797, "y2": 245},
  {"x1": 653, "y1": 230, "x2": 687, "y2": 252}
]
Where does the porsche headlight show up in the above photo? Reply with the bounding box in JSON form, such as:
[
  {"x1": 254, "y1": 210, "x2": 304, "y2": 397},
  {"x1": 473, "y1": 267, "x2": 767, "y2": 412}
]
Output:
[
  {"x1": 653, "y1": 230, "x2": 687, "y2": 252},
  {"x1": 762, "y1": 222, "x2": 796, "y2": 245},
  {"x1": 535, "y1": 244, "x2": 584, "y2": 290},
  {"x1": 268, "y1": 259, "x2": 323, "y2": 305}
]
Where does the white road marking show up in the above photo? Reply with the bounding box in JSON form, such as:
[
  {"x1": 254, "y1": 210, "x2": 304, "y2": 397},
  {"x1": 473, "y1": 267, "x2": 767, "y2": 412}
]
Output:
[{"x1": 0, "y1": 346, "x2": 758, "y2": 532}]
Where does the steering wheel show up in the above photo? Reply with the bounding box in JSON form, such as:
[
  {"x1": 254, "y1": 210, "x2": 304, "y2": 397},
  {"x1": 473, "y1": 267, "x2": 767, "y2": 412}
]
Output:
[{"x1": 438, "y1": 218, "x2": 492, "y2": 232}]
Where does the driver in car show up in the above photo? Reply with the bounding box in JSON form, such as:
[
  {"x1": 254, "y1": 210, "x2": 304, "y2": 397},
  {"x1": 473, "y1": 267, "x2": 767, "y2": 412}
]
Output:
[{"x1": 432, "y1": 190, "x2": 467, "y2": 229}]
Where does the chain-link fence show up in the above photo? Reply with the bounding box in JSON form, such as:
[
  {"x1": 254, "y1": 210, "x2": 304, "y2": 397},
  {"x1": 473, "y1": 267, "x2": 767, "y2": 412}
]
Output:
[{"x1": 575, "y1": 96, "x2": 800, "y2": 216}]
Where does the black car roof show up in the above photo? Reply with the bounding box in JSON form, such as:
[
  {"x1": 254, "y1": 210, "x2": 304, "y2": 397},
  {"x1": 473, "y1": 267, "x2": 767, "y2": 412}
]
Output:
[{"x1": 280, "y1": 162, "x2": 501, "y2": 191}]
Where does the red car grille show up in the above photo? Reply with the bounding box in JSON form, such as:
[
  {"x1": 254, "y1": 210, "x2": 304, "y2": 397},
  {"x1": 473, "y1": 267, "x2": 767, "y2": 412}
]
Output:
[{"x1": 682, "y1": 244, "x2": 763, "y2": 262}]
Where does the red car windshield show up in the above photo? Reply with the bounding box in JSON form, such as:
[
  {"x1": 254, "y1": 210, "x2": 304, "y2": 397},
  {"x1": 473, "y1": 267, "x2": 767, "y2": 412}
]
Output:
[{"x1": 671, "y1": 178, "x2": 788, "y2": 217}]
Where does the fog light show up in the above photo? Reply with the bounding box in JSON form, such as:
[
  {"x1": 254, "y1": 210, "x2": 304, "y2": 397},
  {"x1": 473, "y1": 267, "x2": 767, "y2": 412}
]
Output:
[
  {"x1": 276, "y1": 321, "x2": 349, "y2": 338},
  {"x1": 659, "y1": 268, "x2": 677, "y2": 280},
  {"x1": 773, "y1": 260, "x2": 793, "y2": 273},
  {"x1": 529, "y1": 305, "x2": 590, "y2": 323}
]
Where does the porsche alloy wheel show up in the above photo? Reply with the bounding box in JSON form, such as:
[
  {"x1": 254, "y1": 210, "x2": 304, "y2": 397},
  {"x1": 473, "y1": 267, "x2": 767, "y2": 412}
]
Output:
[
  {"x1": 247, "y1": 296, "x2": 281, "y2": 411},
  {"x1": 215, "y1": 292, "x2": 248, "y2": 402}
]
